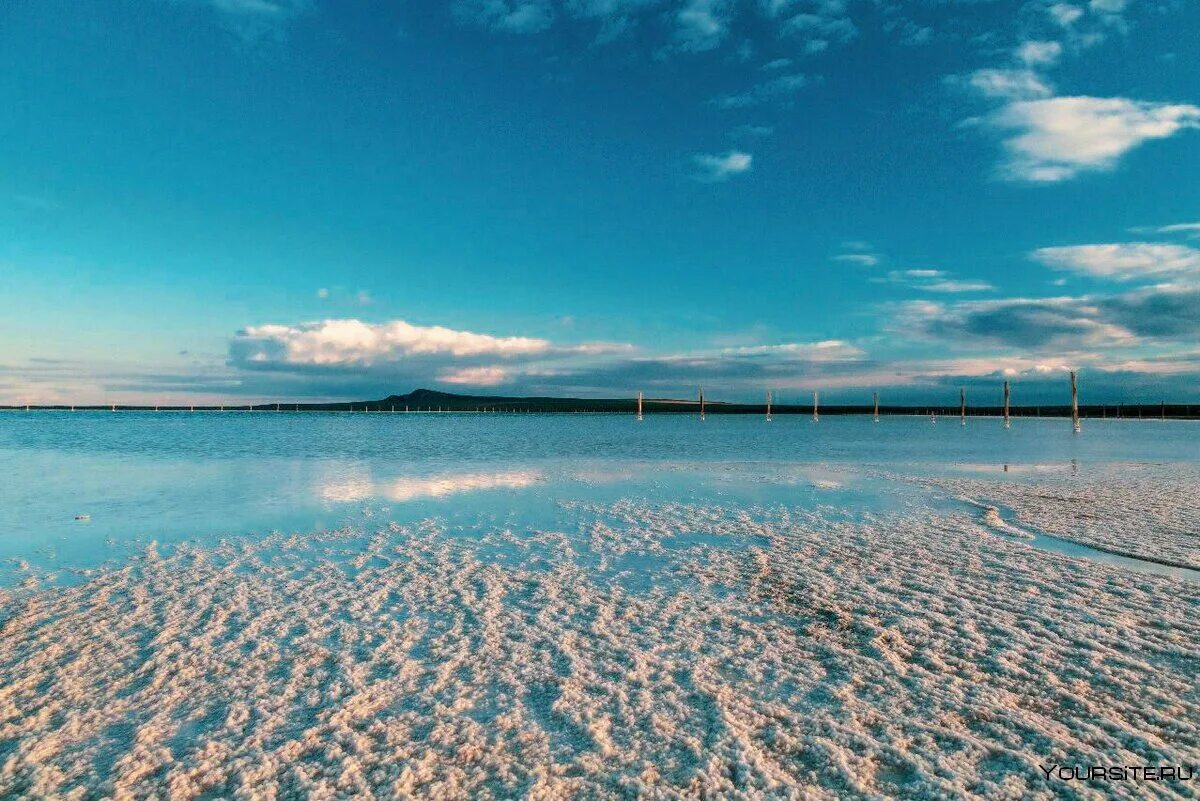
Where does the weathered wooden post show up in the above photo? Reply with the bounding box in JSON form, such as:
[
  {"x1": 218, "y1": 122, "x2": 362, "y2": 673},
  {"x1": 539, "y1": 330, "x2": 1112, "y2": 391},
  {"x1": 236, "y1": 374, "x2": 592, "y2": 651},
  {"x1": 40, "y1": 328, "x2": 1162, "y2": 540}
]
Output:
[
  {"x1": 1003, "y1": 380, "x2": 1011, "y2": 429},
  {"x1": 765, "y1": 390, "x2": 772, "y2": 422},
  {"x1": 699, "y1": 387, "x2": 705, "y2": 421},
  {"x1": 1070, "y1": 370, "x2": 1081, "y2": 433},
  {"x1": 812, "y1": 391, "x2": 819, "y2": 423},
  {"x1": 960, "y1": 387, "x2": 966, "y2": 427},
  {"x1": 873, "y1": 391, "x2": 879, "y2": 423},
  {"x1": 637, "y1": 391, "x2": 644, "y2": 421}
]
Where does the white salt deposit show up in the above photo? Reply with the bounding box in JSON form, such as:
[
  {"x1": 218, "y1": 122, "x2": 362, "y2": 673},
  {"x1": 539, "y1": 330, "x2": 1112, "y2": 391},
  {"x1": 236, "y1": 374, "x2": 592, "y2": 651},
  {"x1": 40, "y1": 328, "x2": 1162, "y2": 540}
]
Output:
[
  {"x1": 2, "y1": 491, "x2": 1197, "y2": 799},
  {"x1": 926, "y1": 463, "x2": 1200, "y2": 569}
]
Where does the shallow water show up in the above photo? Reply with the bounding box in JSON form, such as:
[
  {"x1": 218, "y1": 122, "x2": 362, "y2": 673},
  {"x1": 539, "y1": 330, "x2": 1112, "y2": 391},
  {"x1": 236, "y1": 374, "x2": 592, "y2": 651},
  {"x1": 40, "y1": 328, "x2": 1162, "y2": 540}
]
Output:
[
  {"x1": 3, "y1": 412, "x2": 1199, "y2": 799},
  {"x1": 1, "y1": 411, "x2": 1197, "y2": 585}
]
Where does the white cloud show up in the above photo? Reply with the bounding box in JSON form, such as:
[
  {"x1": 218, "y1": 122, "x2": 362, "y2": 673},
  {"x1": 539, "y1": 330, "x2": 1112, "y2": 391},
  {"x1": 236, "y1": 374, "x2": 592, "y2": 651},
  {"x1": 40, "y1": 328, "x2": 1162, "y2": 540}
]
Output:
[
  {"x1": 709, "y1": 73, "x2": 814, "y2": 109},
  {"x1": 965, "y1": 69, "x2": 1053, "y2": 100},
  {"x1": 894, "y1": 283, "x2": 1200, "y2": 351},
  {"x1": 1015, "y1": 40, "x2": 1062, "y2": 68},
  {"x1": 691, "y1": 150, "x2": 752, "y2": 182},
  {"x1": 894, "y1": 296, "x2": 1137, "y2": 349},
  {"x1": 1032, "y1": 243, "x2": 1200, "y2": 281},
  {"x1": 987, "y1": 96, "x2": 1200, "y2": 182},
  {"x1": 924, "y1": 280, "x2": 996, "y2": 293},
  {"x1": 885, "y1": 269, "x2": 992, "y2": 293},
  {"x1": 232, "y1": 319, "x2": 551, "y2": 367},
  {"x1": 1152, "y1": 222, "x2": 1200, "y2": 239},
  {"x1": 720, "y1": 340, "x2": 863, "y2": 360},
  {"x1": 673, "y1": 0, "x2": 730, "y2": 52},
  {"x1": 893, "y1": 20, "x2": 932, "y2": 47},
  {"x1": 1048, "y1": 3, "x2": 1084, "y2": 26},
  {"x1": 439, "y1": 365, "x2": 511, "y2": 385},
  {"x1": 834, "y1": 253, "x2": 878, "y2": 267}
]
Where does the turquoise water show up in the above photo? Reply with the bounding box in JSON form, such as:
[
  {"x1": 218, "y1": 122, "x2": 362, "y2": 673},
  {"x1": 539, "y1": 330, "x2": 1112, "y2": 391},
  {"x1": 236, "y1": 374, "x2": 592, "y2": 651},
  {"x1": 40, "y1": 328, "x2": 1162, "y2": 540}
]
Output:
[{"x1": 2, "y1": 411, "x2": 1197, "y2": 585}]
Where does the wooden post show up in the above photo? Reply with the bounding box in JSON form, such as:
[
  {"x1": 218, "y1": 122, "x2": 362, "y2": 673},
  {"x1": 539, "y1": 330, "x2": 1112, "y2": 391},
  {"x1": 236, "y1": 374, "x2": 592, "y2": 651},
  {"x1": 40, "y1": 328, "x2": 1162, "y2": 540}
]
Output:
[
  {"x1": 637, "y1": 391, "x2": 643, "y2": 421},
  {"x1": 766, "y1": 390, "x2": 772, "y2": 422},
  {"x1": 960, "y1": 387, "x2": 966, "y2": 427},
  {"x1": 872, "y1": 391, "x2": 879, "y2": 423},
  {"x1": 698, "y1": 387, "x2": 705, "y2": 421},
  {"x1": 1003, "y1": 380, "x2": 1011, "y2": 429},
  {"x1": 812, "y1": 391, "x2": 819, "y2": 423},
  {"x1": 1070, "y1": 370, "x2": 1080, "y2": 433}
]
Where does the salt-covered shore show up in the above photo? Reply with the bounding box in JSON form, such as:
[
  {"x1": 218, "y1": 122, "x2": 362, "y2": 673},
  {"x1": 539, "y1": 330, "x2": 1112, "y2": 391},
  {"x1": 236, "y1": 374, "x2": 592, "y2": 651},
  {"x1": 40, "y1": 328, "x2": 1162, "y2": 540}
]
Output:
[
  {"x1": 919, "y1": 463, "x2": 1200, "y2": 570},
  {"x1": 2, "y1": 492, "x2": 1198, "y2": 799}
]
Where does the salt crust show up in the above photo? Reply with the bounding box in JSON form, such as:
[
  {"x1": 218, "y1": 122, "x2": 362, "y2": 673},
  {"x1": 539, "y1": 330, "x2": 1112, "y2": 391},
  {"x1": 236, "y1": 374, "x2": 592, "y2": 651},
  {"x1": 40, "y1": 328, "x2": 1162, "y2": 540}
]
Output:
[
  {"x1": 919, "y1": 463, "x2": 1200, "y2": 569},
  {"x1": 2, "y1": 497, "x2": 1198, "y2": 799}
]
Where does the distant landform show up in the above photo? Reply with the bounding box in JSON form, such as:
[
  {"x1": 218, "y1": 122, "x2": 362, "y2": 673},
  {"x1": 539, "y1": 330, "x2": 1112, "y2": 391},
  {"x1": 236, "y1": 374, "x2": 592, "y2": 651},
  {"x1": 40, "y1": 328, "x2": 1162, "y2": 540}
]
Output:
[{"x1": 3, "y1": 388, "x2": 1198, "y2": 418}]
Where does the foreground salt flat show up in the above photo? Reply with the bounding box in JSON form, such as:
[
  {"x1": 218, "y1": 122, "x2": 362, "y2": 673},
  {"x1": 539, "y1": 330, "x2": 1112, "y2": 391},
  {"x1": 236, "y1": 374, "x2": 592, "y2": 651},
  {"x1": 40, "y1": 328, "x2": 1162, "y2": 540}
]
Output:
[{"x1": 1, "y1": 475, "x2": 1197, "y2": 801}]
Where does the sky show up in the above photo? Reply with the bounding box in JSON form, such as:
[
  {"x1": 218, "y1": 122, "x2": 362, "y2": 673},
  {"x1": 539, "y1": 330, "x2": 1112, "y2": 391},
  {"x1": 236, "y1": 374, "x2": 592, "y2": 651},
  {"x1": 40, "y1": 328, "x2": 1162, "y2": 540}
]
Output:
[{"x1": 1, "y1": 0, "x2": 1198, "y2": 405}]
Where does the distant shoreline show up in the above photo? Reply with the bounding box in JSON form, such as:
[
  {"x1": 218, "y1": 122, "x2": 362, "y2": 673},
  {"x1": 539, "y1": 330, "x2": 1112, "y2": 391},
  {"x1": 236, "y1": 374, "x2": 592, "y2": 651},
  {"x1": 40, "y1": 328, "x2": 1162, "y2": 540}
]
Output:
[
  {"x1": 3, "y1": 403, "x2": 1198, "y2": 420},
  {"x1": 4, "y1": 387, "x2": 1198, "y2": 418}
]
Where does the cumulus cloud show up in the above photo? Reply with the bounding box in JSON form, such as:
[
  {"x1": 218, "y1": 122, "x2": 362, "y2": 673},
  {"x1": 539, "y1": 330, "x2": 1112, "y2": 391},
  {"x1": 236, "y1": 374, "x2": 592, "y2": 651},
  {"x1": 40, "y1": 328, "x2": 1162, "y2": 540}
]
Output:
[
  {"x1": 1032, "y1": 243, "x2": 1200, "y2": 281},
  {"x1": 964, "y1": 69, "x2": 1053, "y2": 101},
  {"x1": 231, "y1": 319, "x2": 551, "y2": 367},
  {"x1": 691, "y1": 150, "x2": 753, "y2": 181},
  {"x1": 217, "y1": 313, "x2": 881, "y2": 398},
  {"x1": 1048, "y1": 3, "x2": 1084, "y2": 27},
  {"x1": 897, "y1": 296, "x2": 1136, "y2": 349},
  {"x1": 987, "y1": 96, "x2": 1200, "y2": 182},
  {"x1": 1097, "y1": 285, "x2": 1200, "y2": 338},
  {"x1": 895, "y1": 282, "x2": 1200, "y2": 351},
  {"x1": 673, "y1": 0, "x2": 731, "y2": 52},
  {"x1": 1015, "y1": 40, "x2": 1063, "y2": 68}
]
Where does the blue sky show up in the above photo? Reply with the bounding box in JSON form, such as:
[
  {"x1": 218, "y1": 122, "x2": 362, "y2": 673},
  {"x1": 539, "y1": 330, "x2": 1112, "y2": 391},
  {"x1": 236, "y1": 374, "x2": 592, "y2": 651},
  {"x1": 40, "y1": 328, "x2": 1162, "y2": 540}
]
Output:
[{"x1": 1, "y1": 0, "x2": 1198, "y2": 404}]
